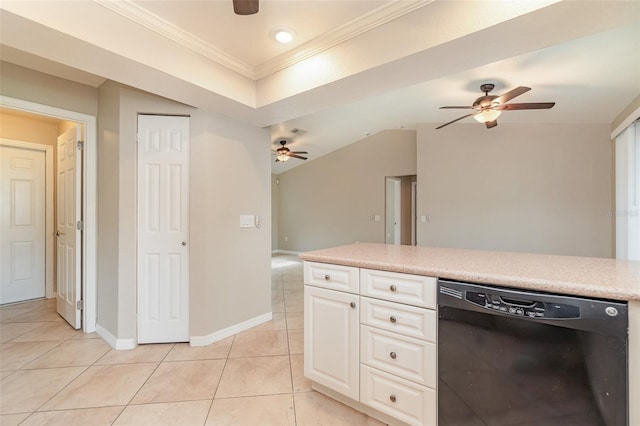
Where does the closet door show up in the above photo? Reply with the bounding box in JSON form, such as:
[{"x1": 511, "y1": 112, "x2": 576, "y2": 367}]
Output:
[{"x1": 137, "y1": 115, "x2": 190, "y2": 343}]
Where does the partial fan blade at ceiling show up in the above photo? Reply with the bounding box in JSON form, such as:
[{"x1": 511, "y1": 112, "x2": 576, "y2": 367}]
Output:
[
  {"x1": 435, "y1": 112, "x2": 478, "y2": 130},
  {"x1": 494, "y1": 102, "x2": 556, "y2": 110},
  {"x1": 290, "y1": 151, "x2": 308, "y2": 154},
  {"x1": 493, "y1": 86, "x2": 531, "y2": 105},
  {"x1": 233, "y1": 0, "x2": 259, "y2": 15},
  {"x1": 289, "y1": 154, "x2": 308, "y2": 160},
  {"x1": 439, "y1": 106, "x2": 476, "y2": 109}
]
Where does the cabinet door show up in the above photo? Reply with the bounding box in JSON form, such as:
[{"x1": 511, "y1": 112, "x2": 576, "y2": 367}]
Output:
[{"x1": 304, "y1": 285, "x2": 359, "y2": 400}]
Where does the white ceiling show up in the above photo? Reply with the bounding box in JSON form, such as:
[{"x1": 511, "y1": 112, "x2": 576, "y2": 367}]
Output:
[{"x1": 1, "y1": 0, "x2": 638, "y2": 173}]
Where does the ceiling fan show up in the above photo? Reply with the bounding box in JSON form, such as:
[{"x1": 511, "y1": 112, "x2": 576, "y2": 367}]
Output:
[
  {"x1": 436, "y1": 84, "x2": 555, "y2": 129},
  {"x1": 233, "y1": 0, "x2": 259, "y2": 15},
  {"x1": 273, "y1": 139, "x2": 308, "y2": 162}
]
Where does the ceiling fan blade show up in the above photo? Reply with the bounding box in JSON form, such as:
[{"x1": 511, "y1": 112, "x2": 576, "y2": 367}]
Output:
[
  {"x1": 485, "y1": 120, "x2": 498, "y2": 129},
  {"x1": 233, "y1": 0, "x2": 259, "y2": 15},
  {"x1": 495, "y1": 102, "x2": 555, "y2": 110},
  {"x1": 290, "y1": 151, "x2": 308, "y2": 154},
  {"x1": 436, "y1": 112, "x2": 477, "y2": 129},
  {"x1": 289, "y1": 154, "x2": 308, "y2": 160},
  {"x1": 439, "y1": 106, "x2": 475, "y2": 109},
  {"x1": 494, "y1": 86, "x2": 530, "y2": 105}
]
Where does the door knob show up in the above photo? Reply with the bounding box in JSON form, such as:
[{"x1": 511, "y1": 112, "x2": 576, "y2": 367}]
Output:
[
  {"x1": 181, "y1": 241, "x2": 187, "y2": 246},
  {"x1": 55, "y1": 231, "x2": 64, "y2": 237}
]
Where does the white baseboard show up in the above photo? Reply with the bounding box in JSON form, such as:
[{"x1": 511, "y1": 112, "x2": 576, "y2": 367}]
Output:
[
  {"x1": 272, "y1": 249, "x2": 301, "y2": 255},
  {"x1": 190, "y1": 312, "x2": 273, "y2": 347},
  {"x1": 95, "y1": 323, "x2": 137, "y2": 350}
]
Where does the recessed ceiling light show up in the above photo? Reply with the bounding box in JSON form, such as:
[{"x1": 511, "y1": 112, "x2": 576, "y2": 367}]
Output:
[{"x1": 272, "y1": 27, "x2": 295, "y2": 44}]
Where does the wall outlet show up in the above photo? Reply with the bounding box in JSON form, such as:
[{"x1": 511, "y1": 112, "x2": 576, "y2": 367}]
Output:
[{"x1": 284, "y1": 236, "x2": 288, "y2": 242}]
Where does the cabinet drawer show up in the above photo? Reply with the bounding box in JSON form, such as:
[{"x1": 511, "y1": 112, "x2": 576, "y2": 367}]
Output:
[
  {"x1": 304, "y1": 261, "x2": 359, "y2": 294},
  {"x1": 360, "y1": 364, "x2": 436, "y2": 426},
  {"x1": 360, "y1": 297, "x2": 436, "y2": 342},
  {"x1": 360, "y1": 325, "x2": 436, "y2": 388},
  {"x1": 361, "y1": 269, "x2": 436, "y2": 308}
]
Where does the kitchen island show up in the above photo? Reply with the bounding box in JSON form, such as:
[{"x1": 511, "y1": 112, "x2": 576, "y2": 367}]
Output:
[{"x1": 300, "y1": 243, "x2": 640, "y2": 426}]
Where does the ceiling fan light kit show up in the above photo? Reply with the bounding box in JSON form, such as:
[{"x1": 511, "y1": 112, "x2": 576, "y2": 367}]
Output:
[
  {"x1": 437, "y1": 83, "x2": 555, "y2": 130},
  {"x1": 273, "y1": 139, "x2": 308, "y2": 163}
]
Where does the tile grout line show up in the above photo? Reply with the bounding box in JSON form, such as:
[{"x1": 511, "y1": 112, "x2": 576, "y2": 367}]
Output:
[{"x1": 202, "y1": 345, "x2": 231, "y2": 425}]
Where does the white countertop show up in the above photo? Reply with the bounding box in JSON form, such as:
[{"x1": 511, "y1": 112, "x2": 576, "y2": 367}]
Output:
[{"x1": 299, "y1": 243, "x2": 640, "y2": 301}]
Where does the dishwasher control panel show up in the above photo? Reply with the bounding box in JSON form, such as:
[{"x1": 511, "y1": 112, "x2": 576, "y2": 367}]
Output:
[{"x1": 465, "y1": 291, "x2": 580, "y2": 319}]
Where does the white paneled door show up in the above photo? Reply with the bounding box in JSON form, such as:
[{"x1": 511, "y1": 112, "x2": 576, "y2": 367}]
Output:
[
  {"x1": 137, "y1": 115, "x2": 190, "y2": 343},
  {"x1": 56, "y1": 126, "x2": 82, "y2": 329},
  {"x1": 0, "y1": 146, "x2": 46, "y2": 304}
]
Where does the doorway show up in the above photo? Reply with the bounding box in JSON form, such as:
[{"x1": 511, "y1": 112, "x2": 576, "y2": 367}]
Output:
[
  {"x1": 385, "y1": 175, "x2": 417, "y2": 245},
  {"x1": 0, "y1": 96, "x2": 97, "y2": 333}
]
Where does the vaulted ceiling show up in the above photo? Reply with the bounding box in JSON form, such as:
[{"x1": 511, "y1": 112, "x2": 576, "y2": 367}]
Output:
[{"x1": 1, "y1": 0, "x2": 638, "y2": 172}]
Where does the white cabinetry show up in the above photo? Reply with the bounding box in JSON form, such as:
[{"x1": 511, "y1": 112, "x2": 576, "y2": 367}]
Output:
[
  {"x1": 304, "y1": 261, "x2": 437, "y2": 426},
  {"x1": 304, "y1": 262, "x2": 360, "y2": 400}
]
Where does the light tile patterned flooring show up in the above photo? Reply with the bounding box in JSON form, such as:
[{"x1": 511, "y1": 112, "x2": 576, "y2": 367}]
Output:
[{"x1": 0, "y1": 254, "x2": 384, "y2": 426}]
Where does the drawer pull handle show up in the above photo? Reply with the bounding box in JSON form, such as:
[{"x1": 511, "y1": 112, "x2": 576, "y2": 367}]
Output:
[
  {"x1": 350, "y1": 302, "x2": 356, "y2": 309},
  {"x1": 389, "y1": 315, "x2": 397, "y2": 323},
  {"x1": 389, "y1": 395, "x2": 397, "y2": 403},
  {"x1": 324, "y1": 274, "x2": 331, "y2": 281},
  {"x1": 390, "y1": 351, "x2": 397, "y2": 359},
  {"x1": 389, "y1": 284, "x2": 397, "y2": 292}
]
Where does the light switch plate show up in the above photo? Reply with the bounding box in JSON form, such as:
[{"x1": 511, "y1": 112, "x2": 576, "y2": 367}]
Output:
[{"x1": 240, "y1": 215, "x2": 255, "y2": 228}]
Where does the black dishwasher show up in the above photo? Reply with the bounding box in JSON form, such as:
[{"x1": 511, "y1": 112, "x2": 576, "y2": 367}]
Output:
[{"x1": 438, "y1": 279, "x2": 628, "y2": 426}]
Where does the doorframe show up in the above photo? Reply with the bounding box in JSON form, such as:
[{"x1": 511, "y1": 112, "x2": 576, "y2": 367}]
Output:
[
  {"x1": 411, "y1": 181, "x2": 417, "y2": 246},
  {"x1": 0, "y1": 139, "x2": 54, "y2": 299},
  {"x1": 1, "y1": 95, "x2": 97, "y2": 333},
  {"x1": 385, "y1": 176, "x2": 401, "y2": 245}
]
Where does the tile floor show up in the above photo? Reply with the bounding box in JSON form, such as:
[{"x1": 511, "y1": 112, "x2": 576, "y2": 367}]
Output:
[{"x1": 0, "y1": 254, "x2": 384, "y2": 426}]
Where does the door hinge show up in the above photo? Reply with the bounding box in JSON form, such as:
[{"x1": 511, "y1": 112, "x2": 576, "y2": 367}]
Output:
[
  {"x1": 76, "y1": 300, "x2": 84, "y2": 310},
  {"x1": 77, "y1": 140, "x2": 85, "y2": 150},
  {"x1": 76, "y1": 220, "x2": 84, "y2": 231}
]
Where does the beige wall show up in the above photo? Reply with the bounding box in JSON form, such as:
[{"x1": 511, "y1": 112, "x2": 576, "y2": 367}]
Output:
[
  {"x1": 97, "y1": 81, "x2": 272, "y2": 341},
  {"x1": 0, "y1": 109, "x2": 59, "y2": 144},
  {"x1": 416, "y1": 123, "x2": 613, "y2": 258},
  {"x1": 3, "y1": 64, "x2": 272, "y2": 344},
  {"x1": 0, "y1": 62, "x2": 98, "y2": 116},
  {"x1": 276, "y1": 129, "x2": 417, "y2": 252}
]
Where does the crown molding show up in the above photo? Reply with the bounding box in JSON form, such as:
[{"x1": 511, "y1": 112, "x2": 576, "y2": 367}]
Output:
[
  {"x1": 94, "y1": 0, "x2": 254, "y2": 78},
  {"x1": 254, "y1": 0, "x2": 434, "y2": 79},
  {"x1": 93, "y1": 0, "x2": 432, "y2": 81}
]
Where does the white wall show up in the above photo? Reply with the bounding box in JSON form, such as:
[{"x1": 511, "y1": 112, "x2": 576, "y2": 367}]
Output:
[
  {"x1": 416, "y1": 123, "x2": 613, "y2": 258},
  {"x1": 276, "y1": 129, "x2": 417, "y2": 252}
]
